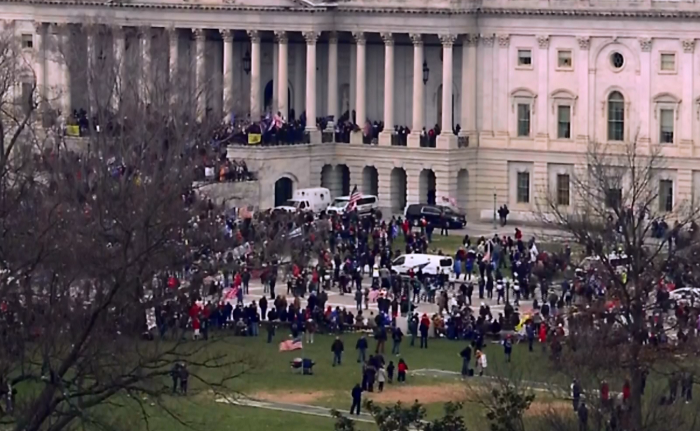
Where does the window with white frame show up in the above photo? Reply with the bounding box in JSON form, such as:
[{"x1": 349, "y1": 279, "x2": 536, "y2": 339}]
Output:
[
  {"x1": 557, "y1": 105, "x2": 571, "y2": 139},
  {"x1": 660, "y1": 53, "x2": 676, "y2": 72},
  {"x1": 659, "y1": 179, "x2": 673, "y2": 212},
  {"x1": 556, "y1": 174, "x2": 570, "y2": 206},
  {"x1": 517, "y1": 49, "x2": 532, "y2": 67},
  {"x1": 605, "y1": 187, "x2": 622, "y2": 209},
  {"x1": 607, "y1": 91, "x2": 625, "y2": 141},
  {"x1": 517, "y1": 172, "x2": 530, "y2": 203},
  {"x1": 660, "y1": 109, "x2": 674, "y2": 144},
  {"x1": 517, "y1": 104, "x2": 531, "y2": 137},
  {"x1": 21, "y1": 34, "x2": 33, "y2": 49},
  {"x1": 557, "y1": 50, "x2": 573, "y2": 69}
]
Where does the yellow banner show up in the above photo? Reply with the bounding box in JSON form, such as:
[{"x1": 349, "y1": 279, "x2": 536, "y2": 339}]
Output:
[
  {"x1": 248, "y1": 133, "x2": 262, "y2": 145},
  {"x1": 66, "y1": 125, "x2": 80, "y2": 137}
]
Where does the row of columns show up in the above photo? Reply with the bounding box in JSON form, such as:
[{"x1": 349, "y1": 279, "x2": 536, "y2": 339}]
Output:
[{"x1": 31, "y1": 22, "x2": 473, "y2": 147}]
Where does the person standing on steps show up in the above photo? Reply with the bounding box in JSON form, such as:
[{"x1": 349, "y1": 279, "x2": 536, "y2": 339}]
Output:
[{"x1": 350, "y1": 383, "x2": 363, "y2": 415}]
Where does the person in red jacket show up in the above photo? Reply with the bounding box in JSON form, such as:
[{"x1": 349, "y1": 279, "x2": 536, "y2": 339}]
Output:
[
  {"x1": 397, "y1": 358, "x2": 408, "y2": 383},
  {"x1": 538, "y1": 323, "x2": 547, "y2": 352},
  {"x1": 622, "y1": 379, "x2": 631, "y2": 404}
]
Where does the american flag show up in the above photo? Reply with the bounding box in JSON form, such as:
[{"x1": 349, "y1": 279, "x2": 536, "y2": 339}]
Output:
[{"x1": 347, "y1": 185, "x2": 361, "y2": 212}]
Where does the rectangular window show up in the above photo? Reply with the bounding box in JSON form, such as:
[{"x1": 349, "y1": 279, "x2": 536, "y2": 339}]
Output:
[
  {"x1": 557, "y1": 105, "x2": 571, "y2": 139},
  {"x1": 21, "y1": 34, "x2": 33, "y2": 49},
  {"x1": 517, "y1": 172, "x2": 530, "y2": 204},
  {"x1": 517, "y1": 49, "x2": 532, "y2": 66},
  {"x1": 517, "y1": 104, "x2": 531, "y2": 137},
  {"x1": 605, "y1": 188, "x2": 622, "y2": 209},
  {"x1": 660, "y1": 109, "x2": 674, "y2": 143},
  {"x1": 556, "y1": 174, "x2": 570, "y2": 206},
  {"x1": 659, "y1": 179, "x2": 673, "y2": 212},
  {"x1": 660, "y1": 53, "x2": 676, "y2": 71},
  {"x1": 557, "y1": 50, "x2": 573, "y2": 68}
]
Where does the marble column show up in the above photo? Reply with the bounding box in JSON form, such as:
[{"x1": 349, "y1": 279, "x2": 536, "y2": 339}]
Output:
[
  {"x1": 221, "y1": 29, "x2": 234, "y2": 116},
  {"x1": 536, "y1": 35, "x2": 549, "y2": 141},
  {"x1": 576, "y1": 36, "x2": 590, "y2": 143},
  {"x1": 497, "y1": 34, "x2": 510, "y2": 135},
  {"x1": 407, "y1": 33, "x2": 424, "y2": 148},
  {"x1": 437, "y1": 34, "x2": 457, "y2": 149},
  {"x1": 167, "y1": 27, "x2": 178, "y2": 107},
  {"x1": 480, "y1": 34, "x2": 495, "y2": 138},
  {"x1": 86, "y1": 25, "x2": 97, "y2": 114},
  {"x1": 33, "y1": 22, "x2": 46, "y2": 106},
  {"x1": 48, "y1": 24, "x2": 67, "y2": 113},
  {"x1": 193, "y1": 28, "x2": 206, "y2": 121},
  {"x1": 378, "y1": 32, "x2": 395, "y2": 146},
  {"x1": 681, "y1": 39, "x2": 695, "y2": 149},
  {"x1": 275, "y1": 31, "x2": 289, "y2": 118},
  {"x1": 58, "y1": 24, "x2": 72, "y2": 115},
  {"x1": 272, "y1": 43, "x2": 278, "y2": 114},
  {"x1": 248, "y1": 30, "x2": 261, "y2": 120},
  {"x1": 326, "y1": 31, "x2": 338, "y2": 130},
  {"x1": 139, "y1": 26, "x2": 152, "y2": 105},
  {"x1": 304, "y1": 31, "x2": 320, "y2": 142},
  {"x1": 638, "y1": 37, "x2": 652, "y2": 145},
  {"x1": 460, "y1": 34, "x2": 478, "y2": 140},
  {"x1": 352, "y1": 31, "x2": 366, "y2": 144}
]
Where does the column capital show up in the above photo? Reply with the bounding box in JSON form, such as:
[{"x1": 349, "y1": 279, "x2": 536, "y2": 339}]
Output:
[
  {"x1": 303, "y1": 31, "x2": 319, "y2": 45},
  {"x1": 274, "y1": 30, "x2": 288, "y2": 44},
  {"x1": 113, "y1": 25, "x2": 125, "y2": 39},
  {"x1": 33, "y1": 21, "x2": 45, "y2": 34},
  {"x1": 637, "y1": 37, "x2": 652, "y2": 52},
  {"x1": 683, "y1": 39, "x2": 695, "y2": 54},
  {"x1": 247, "y1": 30, "x2": 261, "y2": 43},
  {"x1": 192, "y1": 28, "x2": 205, "y2": 41},
  {"x1": 439, "y1": 34, "x2": 457, "y2": 47},
  {"x1": 536, "y1": 34, "x2": 550, "y2": 49},
  {"x1": 50, "y1": 22, "x2": 68, "y2": 35},
  {"x1": 480, "y1": 34, "x2": 495, "y2": 47},
  {"x1": 465, "y1": 34, "x2": 480, "y2": 47},
  {"x1": 137, "y1": 26, "x2": 152, "y2": 39},
  {"x1": 220, "y1": 29, "x2": 234, "y2": 43},
  {"x1": 409, "y1": 33, "x2": 423, "y2": 46},
  {"x1": 352, "y1": 31, "x2": 366, "y2": 46},
  {"x1": 328, "y1": 31, "x2": 338, "y2": 44},
  {"x1": 577, "y1": 36, "x2": 590, "y2": 51},
  {"x1": 381, "y1": 32, "x2": 394, "y2": 46},
  {"x1": 85, "y1": 24, "x2": 101, "y2": 37},
  {"x1": 497, "y1": 34, "x2": 510, "y2": 48}
]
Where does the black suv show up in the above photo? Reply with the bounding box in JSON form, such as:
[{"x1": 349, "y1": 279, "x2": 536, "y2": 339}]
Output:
[{"x1": 404, "y1": 204, "x2": 467, "y2": 229}]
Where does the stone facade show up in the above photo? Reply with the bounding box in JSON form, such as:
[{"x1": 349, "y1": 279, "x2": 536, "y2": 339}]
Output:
[{"x1": 5, "y1": 0, "x2": 700, "y2": 219}]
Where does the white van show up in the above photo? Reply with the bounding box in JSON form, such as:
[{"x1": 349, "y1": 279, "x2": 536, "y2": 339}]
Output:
[
  {"x1": 391, "y1": 254, "x2": 454, "y2": 276},
  {"x1": 327, "y1": 194, "x2": 379, "y2": 216},
  {"x1": 275, "y1": 187, "x2": 331, "y2": 214}
]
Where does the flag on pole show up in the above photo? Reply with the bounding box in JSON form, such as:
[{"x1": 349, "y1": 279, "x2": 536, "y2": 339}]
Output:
[{"x1": 347, "y1": 185, "x2": 361, "y2": 212}]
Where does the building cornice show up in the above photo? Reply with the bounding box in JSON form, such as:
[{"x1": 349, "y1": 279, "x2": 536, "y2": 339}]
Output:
[{"x1": 6, "y1": 0, "x2": 700, "y2": 20}]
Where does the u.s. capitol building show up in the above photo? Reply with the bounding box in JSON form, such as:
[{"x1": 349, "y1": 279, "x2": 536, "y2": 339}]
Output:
[{"x1": 5, "y1": 0, "x2": 700, "y2": 220}]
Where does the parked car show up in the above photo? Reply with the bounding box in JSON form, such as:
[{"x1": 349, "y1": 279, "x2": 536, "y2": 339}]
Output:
[
  {"x1": 391, "y1": 253, "x2": 454, "y2": 276},
  {"x1": 327, "y1": 194, "x2": 379, "y2": 217},
  {"x1": 404, "y1": 204, "x2": 466, "y2": 229}
]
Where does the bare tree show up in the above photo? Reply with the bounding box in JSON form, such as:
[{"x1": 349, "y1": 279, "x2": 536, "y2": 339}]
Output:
[
  {"x1": 0, "y1": 22, "x2": 252, "y2": 431},
  {"x1": 536, "y1": 139, "x2": 700, "y2": 431}
]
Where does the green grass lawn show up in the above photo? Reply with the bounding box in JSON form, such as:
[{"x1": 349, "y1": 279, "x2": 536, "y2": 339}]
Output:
[{"x1": 188, "y1": 332, "x2": 559, "y2": 395}]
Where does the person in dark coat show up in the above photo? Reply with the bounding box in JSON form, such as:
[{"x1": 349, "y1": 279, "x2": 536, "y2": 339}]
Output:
[
  {"x1": 170, "y1": 363, "x2": 180, "y2": 393},
  {"x1": 332, "y1": 336, "x2": 344, "y2": 366},
  {"x1": 460, "y1": 345, "x2": 472, "y2": 377},
  {"x1": 350, "y1": 383, "x2": 363, "y2": 415},
  {"x1": 179, "y1": 364, "x2": 189, "y2": 395}
]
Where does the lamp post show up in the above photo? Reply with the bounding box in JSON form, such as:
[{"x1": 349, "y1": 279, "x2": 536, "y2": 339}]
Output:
[
  {"x1": 242, "y1": 50, "x2": 251, "y2": 75},
  {"x1": 493, "y1": 190, "x2": 497, "y2": 229},
  {"x1": 422, "y1": 60, "x2": 429, "y2": 85}
]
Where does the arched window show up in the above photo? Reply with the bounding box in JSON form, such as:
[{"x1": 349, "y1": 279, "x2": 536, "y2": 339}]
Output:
[{"x1": 607, "y1": 91, "x2": 625, "y2": 141}]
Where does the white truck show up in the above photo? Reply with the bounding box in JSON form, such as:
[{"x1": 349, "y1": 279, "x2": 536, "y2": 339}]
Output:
[{"x1": 275, "y1": 187, "x2": 331, "y2": 214}]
